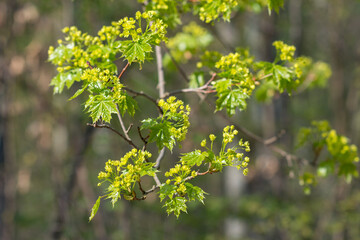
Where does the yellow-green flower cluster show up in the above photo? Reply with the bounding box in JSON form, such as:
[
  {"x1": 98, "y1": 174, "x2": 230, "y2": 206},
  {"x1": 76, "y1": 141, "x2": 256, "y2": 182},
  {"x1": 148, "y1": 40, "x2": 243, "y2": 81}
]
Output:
[
  {"x1": 159, "y1": 96, "x2": 191, "y2": 142},
  {"x1": 198, "y1": 0, "x2": 239, "y2": 23},
  {"x1": 81, "y1": 68, "x2": 117, "y2": 84},
  {"x1": 215, "y1": 52, "x2": 255, "y2": 95},
  {"x1": 98, "y1": 149, "x2": 154, "y2": 196},
  {"x1": 200, "y1": 125, "x2": 251, "y2": 175},
  {"x1": 292, "y1": 56, "x2": 312, "y2": 78},
  {"x1": 112, "y1": 11, "x2": 167, "y2": 44},
  {"x1": 325, "y1": 130, "x2": 359, "y2": 163},
  {"x1": 165, "y1": 163, "x2": 195, "y2": 196},
  {"x1": 273, "y1": 41, "x2": 296, "y2": 62}
]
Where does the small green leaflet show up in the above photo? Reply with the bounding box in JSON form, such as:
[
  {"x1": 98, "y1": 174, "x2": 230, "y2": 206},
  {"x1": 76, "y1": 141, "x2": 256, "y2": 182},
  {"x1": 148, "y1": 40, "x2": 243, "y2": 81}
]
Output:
[
  {"x1": 185, "y1": 182, "x2": 206, "y2": 204},
  {"x1": 89, "y1": 196, "x2": 101, "y2": 221},
  {"x1": 50, "y1": 68, "x2": 82, "y2": 94},
  {"x1": 215, "y1": 88, "x2": 249, "y2": 116},
  {"x1": 141, "y1": 119, "x2": 176, "y2": 151},
  {"x1": 159, "y1": 183, "x2": 176, "y2": 201},
  {"x1": 122, "y1": 40, "x2": 152, "y2": 64},
  {"x1": 116, "y1": 93, "x2": 138, "y2": 117},
  {"x1": 267, "y1": 0, "x2": 284, "y2": 14},
  {"x1": 164, "y1": 197, "x2": 188, "y2": 218},
  {"x1": 85, "y1": 94, "x2": 117, "y2": 123},
  {"x1": 48, "y1": 43, "x2": 74, "y2": 63},
  {"x1": 68, "y1": 84, "x2": 87, "y2": 101},
  {"x1": 180, "y1": 150, "x2": 206, "y2": 167}
]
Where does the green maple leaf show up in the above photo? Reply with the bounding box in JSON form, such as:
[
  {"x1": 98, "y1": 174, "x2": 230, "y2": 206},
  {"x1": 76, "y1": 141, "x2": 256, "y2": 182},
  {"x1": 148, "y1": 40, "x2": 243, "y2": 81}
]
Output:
[
  {"x1": 159, "y1": 183, "x2": 176, "y2": 201},
  {"x1": 164, "y1": 197, "x2": 187, "y2": 218},
  {"x1": 122, "y1": 40, "x2": 152, "y2": 64},
  {"x1": 185, "y1": 182, "x2": 206, "y2": 204},
  {"x1": 180, "y1": 150, "x2": 206, "y2": 167},
  {"x1": 215, "y1": 88, "x2": 249, "y2": 116},
  {"x1": 50, "y1": 68, "x2": 82, "y2": 94},
  {"x1": 85, "y1": 94, "x2": 117, "y2": 123},
  {"x1": 48, "y1": 43, "x2": 74, "y2": 63},
  {"x1": 116, "y1": 93, "x2": 138, "y2": 117},
  {"x1": 141, "y1": 119, "x2": 176, "y2": 151}
]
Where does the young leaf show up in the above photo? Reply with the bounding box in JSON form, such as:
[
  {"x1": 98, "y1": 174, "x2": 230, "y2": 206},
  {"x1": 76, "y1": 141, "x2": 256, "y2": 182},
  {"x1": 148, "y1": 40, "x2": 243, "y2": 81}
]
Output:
[
  {"x1": 50, "y1": 69, "x2": 82, "y2": 94},
  {"x1": 164, "y1": 197, "x2": 188, "y2": 218},
  {"x1": 180, "y1": 150, "x2": 206, "y2": 167},
  {"x1": 85, "y1": 94, "x2": 117, "y2": 123},
  {"x1": 159, "y1": 183, "x2": 176, "y2": 202},
  {"x1": 68, "y1": 84, "x2": 87, "y2": 101},
  {"x1": 185, "y1": 182, "x2": 206, "y2": 204},
  {"x1": 116, "y1": 93, "x2": 138, "y2": 117},
  {"x1": 122, "y1": 40, "x2": 152, "y2": 64},
  {"x1": 215, "y1": 88, "x2": 249, "y2": 116},
  {"x1": 89, "y1": 197, "x2": 101, "y2": 221},
  {"x1": 141, "y1": 119, "x2": 176, "y2": 151}
]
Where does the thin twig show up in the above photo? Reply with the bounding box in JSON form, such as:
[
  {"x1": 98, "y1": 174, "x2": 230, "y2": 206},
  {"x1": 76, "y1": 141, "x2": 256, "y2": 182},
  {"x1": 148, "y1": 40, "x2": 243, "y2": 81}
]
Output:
[
  {"x1": 164, "y1": 73, "x2": 217, "y2": 97},
  {"x1": 123, "y1": 87, "x2": 163, "y2": 114},
  {"x1": 137, "y1": 127, "x2": 148, "y2": 145},
  {"x1": 87, "y1": 122, "x2": 138, "y2": 149},
  {"x1": 218, "y1": 112, "x2": 307, "y2": 165},
  {"x1": 154, "y1": 148, "x2": 165, "y2": 169},
  {"x1": 155, "y1": 45, "x2": 166, "y2": 98},
  {"x1": 118, "y1": 62, "x2": 130, "y2": 80},
  {"x1": 115, "y1": 104, "x2": 131, "y2": 140},
  {"x1": 161, "y1": 43, "x2": 190, "y2": 82}
]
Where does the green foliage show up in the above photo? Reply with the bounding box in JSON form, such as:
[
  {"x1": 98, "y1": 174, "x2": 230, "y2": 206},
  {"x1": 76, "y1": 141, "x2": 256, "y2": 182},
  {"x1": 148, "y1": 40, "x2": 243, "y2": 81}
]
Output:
[
  {"x1": 47, "y1": 0, "x2": 354, "y2": 223},
  {"x1": 296, "y1": 121, "x2": 359, "y2": 192},
  {"x1": 159, "y1": 125, "x2": 251, "y2": 217},
  {"x1": 164, "y1": 21, "x2": 213, "y2": 66},
  {"x1": 97, "y1": 149, "x2": 156, "y2": 204},
  {"x1": 141, "y1": 97, "x2": 190, "y2": 151}
]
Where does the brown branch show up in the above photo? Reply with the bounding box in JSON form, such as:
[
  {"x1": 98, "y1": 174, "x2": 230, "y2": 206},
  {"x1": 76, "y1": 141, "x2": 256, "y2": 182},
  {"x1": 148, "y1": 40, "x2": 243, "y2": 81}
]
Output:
[
  {"x1": 118, "y1": 62, "x2": 130, "y2": 80},
  {"x1": 164, "y1": 73, "x2": 217, "y2": 97},
  {"x1": 86, "y1": 122, "x2": 138, "y2": 149},
  {"x1": 123, "y1": 87, "x2": 163, "y2": 114},
  {"x1": 161, "y1": 43, "x2": 190, "y2": 82},
  {"x1": 218, "y1": 112, "x2": 306, "y2": 166}
]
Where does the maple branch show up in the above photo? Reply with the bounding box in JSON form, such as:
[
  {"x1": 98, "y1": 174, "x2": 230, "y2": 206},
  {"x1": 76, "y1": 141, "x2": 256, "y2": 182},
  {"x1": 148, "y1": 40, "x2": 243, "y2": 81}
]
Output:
[
  {"x1": 218, "y1": 112, "x2": 306, "y2": 166},
  {"x1": 123, "y1": 87, "x2": 163, "y2": 114},
  {"x1": 155, "y1": 45, "x2": 166, "y2": 98},
  {"x1": 154, "y1": 147, "x2": 165, "y2": 169},
  {"x1": 164, "y1": 73, "x2": 217, "y2": 97},
  {"x1": 86, "y1": 122, "x2": 138, "y2": 149},
  {"x1": 118, "y1": 62, "x2": 130, "y2": 80},
  {"x1": 161, "y1": 43, "x2": 190, "y2": 82}
]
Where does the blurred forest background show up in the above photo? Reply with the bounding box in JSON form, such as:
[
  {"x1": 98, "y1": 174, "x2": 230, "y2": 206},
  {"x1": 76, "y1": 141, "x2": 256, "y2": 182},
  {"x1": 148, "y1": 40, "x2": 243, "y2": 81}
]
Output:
[{"x1": 1, "y1": 0, "x2": 360, "y2": 239}]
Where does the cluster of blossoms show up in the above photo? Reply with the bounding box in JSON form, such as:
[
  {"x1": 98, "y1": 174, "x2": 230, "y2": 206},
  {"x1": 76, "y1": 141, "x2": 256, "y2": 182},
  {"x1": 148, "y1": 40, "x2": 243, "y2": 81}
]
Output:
[
  {"x1": 81, "y1": 68, "x2": 118, "y2": 85},
  {"x1": 273, "y1": 41, "x2": 296, "y2": 62},
  {"x1": 111, "y1": 11, "x2": 167, "y2": 44},
  {"x1": 197, "y1": 0, "x2": 239, "y2": 23},
  {"x1": 165, "y1": 164, "x2": 194, "y2": 196},
  {"x1": 48, "y1": 10, "x2": 168, "y2": 75},
  {"x1": 98, "y1": 149, "x2": 155, "y2": 200},
  {"x1": 203, "y1": 125, "x2": 250, "y2": 175},
  {"x1": 215, "y1": 52, "x2": 256, "y2": 95},
  {"x1": 159, "y1": 96, "x2": 191, "y2": 142},
  {"x1": 293, "y1": 56, "x2": 312, "y2": 78}
]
